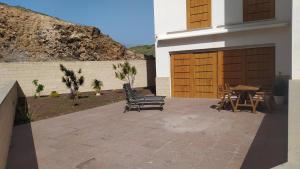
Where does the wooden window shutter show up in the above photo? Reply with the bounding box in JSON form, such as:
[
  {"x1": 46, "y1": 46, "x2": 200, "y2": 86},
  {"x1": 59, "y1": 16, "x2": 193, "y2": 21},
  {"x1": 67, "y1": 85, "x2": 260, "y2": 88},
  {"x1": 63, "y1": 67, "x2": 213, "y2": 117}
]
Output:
[
  {"x1": 243, "y1": 0, "x2": 275, "y2": 22},
  {"x1": 187, "y1": 0, "x2": 211, "y2": 29}
]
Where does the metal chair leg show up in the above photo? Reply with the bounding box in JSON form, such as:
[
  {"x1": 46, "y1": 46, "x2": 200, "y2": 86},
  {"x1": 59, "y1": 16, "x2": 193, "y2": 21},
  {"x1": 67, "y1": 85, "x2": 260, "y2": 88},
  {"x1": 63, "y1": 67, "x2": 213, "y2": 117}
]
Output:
[
  {"x1": 218, "y1": 98, "x2": 225, "y2": 112},
  {"x1": 128, "y1": 104, "x2": 132, "y2": 112},
  {"x1": 123, "y1": 105, "x2": 128, "y2": 113}
]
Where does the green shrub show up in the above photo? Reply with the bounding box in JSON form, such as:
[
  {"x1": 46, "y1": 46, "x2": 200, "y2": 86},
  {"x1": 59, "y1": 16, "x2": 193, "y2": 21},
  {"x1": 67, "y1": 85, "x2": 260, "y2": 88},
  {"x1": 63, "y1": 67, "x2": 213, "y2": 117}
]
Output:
[
  {"x1": 15, "y1": 110, "x2": 32, "y2": 125},
  {"x1": 60, "y1": 64, "x2": 84, "y2": 105},
  {"x1": 50, "y1": 91, "x2": 60, "y2": 97},
  {"x1": 113, "y1": 61, "x2": 137, "y2": 86},
  {"x1": 92, "y1": 79, "x2": 103, "y2": 95},
  {"x1": 129, "y1": 44, "x2": 155, "y2": 58},
  {"x1": 14, "y1": 97, "x2": 32, "y2": 125},
  {"x1": 32, "y1": 79, "x2": 44, "y2": 98}
]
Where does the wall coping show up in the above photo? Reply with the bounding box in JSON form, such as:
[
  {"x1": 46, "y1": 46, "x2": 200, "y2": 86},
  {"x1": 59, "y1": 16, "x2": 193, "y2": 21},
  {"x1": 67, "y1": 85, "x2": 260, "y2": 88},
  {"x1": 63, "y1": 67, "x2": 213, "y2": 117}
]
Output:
[
  {"x1": 0, "y1": 81, "x2": 17, "y2": 105},
  {"x1": 0, "y1": 59, "x2": 153, "y2": 65}
]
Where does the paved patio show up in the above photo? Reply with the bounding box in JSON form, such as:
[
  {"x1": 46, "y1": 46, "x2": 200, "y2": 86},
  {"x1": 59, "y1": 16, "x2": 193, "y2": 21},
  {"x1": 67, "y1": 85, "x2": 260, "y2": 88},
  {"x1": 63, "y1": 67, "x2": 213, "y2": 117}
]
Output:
[{"x1": 7, "y1": 99, "x2": 287, "y2": 169}]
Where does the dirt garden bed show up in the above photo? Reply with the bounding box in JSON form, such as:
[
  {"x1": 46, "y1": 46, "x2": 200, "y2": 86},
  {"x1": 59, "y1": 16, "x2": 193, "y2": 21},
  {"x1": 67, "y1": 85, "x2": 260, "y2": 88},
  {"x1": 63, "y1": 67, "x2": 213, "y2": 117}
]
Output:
[{"x1": 21, "y1": 88, "x2": 153, "y2": 122}]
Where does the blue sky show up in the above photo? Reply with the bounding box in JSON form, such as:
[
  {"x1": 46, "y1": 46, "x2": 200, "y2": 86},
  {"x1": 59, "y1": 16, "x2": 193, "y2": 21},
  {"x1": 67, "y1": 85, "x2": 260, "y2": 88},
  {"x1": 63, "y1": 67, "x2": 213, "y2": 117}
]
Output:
[{"x1": 1, "y1": 0, "x2": 154, "y2": 47}]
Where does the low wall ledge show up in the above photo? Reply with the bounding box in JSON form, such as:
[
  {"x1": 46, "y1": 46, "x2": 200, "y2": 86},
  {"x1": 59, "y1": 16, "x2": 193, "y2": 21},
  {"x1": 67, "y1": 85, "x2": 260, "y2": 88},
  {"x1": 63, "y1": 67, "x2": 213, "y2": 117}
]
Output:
[{"x1": 0, "y1": 81, "x2": 18, "y2": 105}]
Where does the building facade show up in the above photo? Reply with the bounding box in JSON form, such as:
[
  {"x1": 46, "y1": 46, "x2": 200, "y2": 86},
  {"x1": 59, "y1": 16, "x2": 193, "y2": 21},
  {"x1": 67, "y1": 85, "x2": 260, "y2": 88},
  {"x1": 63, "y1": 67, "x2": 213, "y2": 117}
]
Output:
[
  {"x1": 154, "y1": 0, "x2": 300, "y2": 167},
  {"x1": 154, "y1": 0, "x2": 291, "y2": 98}
]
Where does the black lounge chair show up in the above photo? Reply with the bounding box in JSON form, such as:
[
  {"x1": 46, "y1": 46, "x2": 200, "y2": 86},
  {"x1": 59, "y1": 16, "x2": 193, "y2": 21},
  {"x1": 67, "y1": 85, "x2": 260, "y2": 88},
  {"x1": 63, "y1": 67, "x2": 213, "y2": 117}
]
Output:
[{"x1": 123, "y1": 83, "x2": 166, "y2": 112}]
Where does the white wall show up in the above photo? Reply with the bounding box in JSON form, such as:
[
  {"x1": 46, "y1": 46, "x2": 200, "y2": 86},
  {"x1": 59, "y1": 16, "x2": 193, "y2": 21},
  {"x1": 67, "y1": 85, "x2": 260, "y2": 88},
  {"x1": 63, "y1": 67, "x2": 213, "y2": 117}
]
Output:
[
  {"x1": 213, "y1": 0, "x2": 243, "y2": 26},
  {"x1": 0, "y1": 81, "x2": 25, "y2": 169},
  {"x1": 0, "y1": 60, "x2": 155, "y2": 96},
  {"x1": 156, "y1": 27, "x2": 291, "y2": 77},
  {"x1": 154, "y1": 0, "x2": 186, "y2": 35},
  {"x1": 154, "y1": 0, "x2": 292, "y2": 35},
  {"x1": 292, "y1": 0, "x2": 300, "y2": 79},
  {"x1": 281, "y1": 1, "x2": 300, "y2": 168}
]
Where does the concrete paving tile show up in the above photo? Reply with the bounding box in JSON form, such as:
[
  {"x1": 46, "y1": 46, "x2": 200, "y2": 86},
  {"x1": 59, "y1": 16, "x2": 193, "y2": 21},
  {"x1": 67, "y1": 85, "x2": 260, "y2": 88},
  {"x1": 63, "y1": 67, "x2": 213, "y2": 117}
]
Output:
[
  {"x1": 7, "y1": 99, "x2": 288, "y2": 169},
  {"x1": 226, "y1": 154, "x2": 245, "y2": 169}
]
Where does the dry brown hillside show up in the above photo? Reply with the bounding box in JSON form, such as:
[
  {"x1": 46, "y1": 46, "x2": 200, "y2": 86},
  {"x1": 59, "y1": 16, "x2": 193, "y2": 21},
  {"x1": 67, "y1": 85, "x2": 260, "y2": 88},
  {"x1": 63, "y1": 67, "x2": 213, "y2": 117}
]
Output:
[{"x1": 0, "y1": 3, "x2": 144, "y2": 62}]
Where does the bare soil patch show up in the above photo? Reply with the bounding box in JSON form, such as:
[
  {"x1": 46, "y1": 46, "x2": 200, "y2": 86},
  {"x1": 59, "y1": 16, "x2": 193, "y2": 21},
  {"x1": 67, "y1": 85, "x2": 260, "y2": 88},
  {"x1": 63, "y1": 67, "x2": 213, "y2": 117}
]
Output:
[{"x1": 26, "y1": 88, "x2": 153, "y2": 122}]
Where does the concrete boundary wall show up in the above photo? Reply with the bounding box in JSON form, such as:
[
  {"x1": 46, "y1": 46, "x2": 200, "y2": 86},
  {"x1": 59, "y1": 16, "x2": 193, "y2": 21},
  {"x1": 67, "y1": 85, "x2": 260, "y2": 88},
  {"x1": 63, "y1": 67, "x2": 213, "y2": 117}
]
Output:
[
  {"x1": 0, "y1": 60, "x2": 155, "y2": 96},
  {"x1": 0, "y1": 81, "x2": 25, "y2": 169}
]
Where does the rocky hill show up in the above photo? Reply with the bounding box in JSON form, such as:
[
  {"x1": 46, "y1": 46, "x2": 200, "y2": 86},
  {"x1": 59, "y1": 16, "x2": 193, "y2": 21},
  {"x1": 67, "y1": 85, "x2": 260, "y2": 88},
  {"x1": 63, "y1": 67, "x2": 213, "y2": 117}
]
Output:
[
  {"x1": 129, "y1": 44, "x2": 155, "y2": 58},
  {"x1": 0, "y1": 3, "x2": 144, "y2": 62}
]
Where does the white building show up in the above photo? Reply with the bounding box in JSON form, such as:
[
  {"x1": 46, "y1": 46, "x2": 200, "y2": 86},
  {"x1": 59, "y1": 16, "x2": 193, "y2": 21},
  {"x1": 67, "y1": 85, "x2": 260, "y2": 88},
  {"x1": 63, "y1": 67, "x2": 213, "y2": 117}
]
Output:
[
  {"x1": 154, "y1": 0, "x2": 300, "y2": 168},
  {"x1": 154, "y1": 0, "x2": 291, "y2": 98}
]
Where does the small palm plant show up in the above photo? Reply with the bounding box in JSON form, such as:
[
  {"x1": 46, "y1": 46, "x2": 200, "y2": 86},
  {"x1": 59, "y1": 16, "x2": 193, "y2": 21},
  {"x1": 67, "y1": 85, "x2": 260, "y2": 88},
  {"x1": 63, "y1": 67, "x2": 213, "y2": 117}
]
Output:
[
  {"x1": 32, "y1": 79, "x2": 44, "y2": 98},
  {"x1": 92, "y1": 79, "x2": 103, "y2": 96},
  {"x1": 113, "y1": 61, "x2": 137, "y2": 86},
  {"x1": 60, "y1": 64, "x2": 84, "y2": 105}
]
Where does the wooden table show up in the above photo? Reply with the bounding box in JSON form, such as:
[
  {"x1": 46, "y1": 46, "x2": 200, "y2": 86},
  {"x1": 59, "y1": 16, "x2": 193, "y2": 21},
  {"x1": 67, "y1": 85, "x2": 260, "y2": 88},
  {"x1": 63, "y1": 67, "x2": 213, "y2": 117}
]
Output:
[{"x1": 230, "y1": 85, "x2": 260, "y2": 113}]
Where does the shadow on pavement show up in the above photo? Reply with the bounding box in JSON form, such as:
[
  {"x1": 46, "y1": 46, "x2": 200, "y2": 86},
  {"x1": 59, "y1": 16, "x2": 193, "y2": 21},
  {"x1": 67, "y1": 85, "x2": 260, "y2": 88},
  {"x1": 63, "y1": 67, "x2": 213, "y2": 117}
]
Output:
[
  {"x1": 7, "y1": 97, "x2": 38, "y2": 169},
  {"x1": 7, "y1": 123, "x2": 39, "y2": 169},
  {"x1": 241, "y1": 108, "x2": 288, "y2": 169}
]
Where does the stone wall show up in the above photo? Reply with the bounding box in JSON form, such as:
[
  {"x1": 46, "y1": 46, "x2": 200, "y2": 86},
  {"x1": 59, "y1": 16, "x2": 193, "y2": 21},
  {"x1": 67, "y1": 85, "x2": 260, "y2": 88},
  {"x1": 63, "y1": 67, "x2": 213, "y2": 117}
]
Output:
[
  {"x1": 0, "y1": 60, "x2": 155, "y2": 96},
  {"x1": 0, "y1": 81, "x2": 25, "y2": 169}
]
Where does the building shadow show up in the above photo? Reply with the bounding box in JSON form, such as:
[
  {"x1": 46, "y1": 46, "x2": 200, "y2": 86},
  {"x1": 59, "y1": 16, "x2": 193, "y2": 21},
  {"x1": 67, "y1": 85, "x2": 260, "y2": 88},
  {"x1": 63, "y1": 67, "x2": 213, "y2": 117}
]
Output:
[
  {"x1": 241, "y1": 108, "x2": 288, "y2": 169},
  {"x1": 6, "y1": 97, "x2": 39, "y2": 169}
]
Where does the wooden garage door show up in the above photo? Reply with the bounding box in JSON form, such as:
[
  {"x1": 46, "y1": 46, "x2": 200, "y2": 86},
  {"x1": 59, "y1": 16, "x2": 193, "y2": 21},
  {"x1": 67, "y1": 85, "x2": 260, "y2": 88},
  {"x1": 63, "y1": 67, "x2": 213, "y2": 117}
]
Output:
[
  {"x1": 193, "y1": 52, "x2": 218, "y2": 98},
  {"x1": 171, "y1": 54, "x2": 193, "y2": 98},
  {"x1": 245, "y1": 47, "x2": 275, "y2": 90},
  {"x1": 218, "y1": 49, "x2": 245, "y2": 87},
  {"x1": 171, "y1": 52, "x2": 218, "y2": 98},
  {"x1": 218, "y1": 47, "x2": 275, "y2": 90},
  {"x1": 171, "y1": 47, "x2": 275, "y2": 98}
]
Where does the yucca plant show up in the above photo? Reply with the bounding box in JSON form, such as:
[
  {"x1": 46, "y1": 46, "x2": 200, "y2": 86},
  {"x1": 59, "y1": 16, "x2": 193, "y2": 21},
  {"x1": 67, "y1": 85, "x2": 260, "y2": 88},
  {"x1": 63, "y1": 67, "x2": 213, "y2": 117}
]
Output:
[
  {"x1": 60, "y1": 64, "x2": 84, "y2": 105},
  {"x1": 92, "y1": 79, "x2": 103, "y2": 96},
  {"x1": 32, "y1": 79, "x2": 44, "y2": 98},
  {"x1": 113, "y1": 61, "x2": 137, "y2": 86}
]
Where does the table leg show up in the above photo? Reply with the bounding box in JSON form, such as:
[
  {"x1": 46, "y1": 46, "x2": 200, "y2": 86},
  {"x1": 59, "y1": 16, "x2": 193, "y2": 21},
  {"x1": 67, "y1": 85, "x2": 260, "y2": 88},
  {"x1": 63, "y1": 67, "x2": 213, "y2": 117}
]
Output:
[
  {"x1": 229, "y1": 96, "x2": 236, "y2": 112},
  {"x1": 254, "y1": 97, "x2": 260, "y2": 111},
  {"x1": 248, "y1": 93, "x2": 256, "y2": 113},
  {"x1": 233, "y1": 94, "x2": 241, "y2": 112}
]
